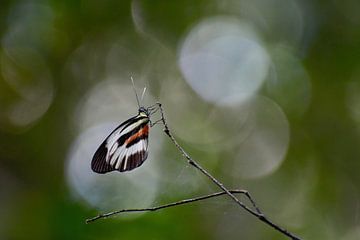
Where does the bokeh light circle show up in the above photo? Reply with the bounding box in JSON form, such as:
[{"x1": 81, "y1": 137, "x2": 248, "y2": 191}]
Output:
[
  {"x1": 228, "y1": 96, "x2": 290, "y2": 179},
  {"x1": 265, "y1": 44, "x2": 312, "y2": 118},
  {"x1": 178, "y1": 16, "x2": 270, "y2": 106},
  {"x1": 0, "y1": 47, "x2": 54, "y2": 130},
  {"x1": 0, "y1": 2, "x2": 56, "y2": 132},
  {"x1": 216, "y1": 0, "x2": 306, "y2": 48}
]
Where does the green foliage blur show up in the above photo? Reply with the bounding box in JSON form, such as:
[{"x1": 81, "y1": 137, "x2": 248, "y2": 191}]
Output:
[{"x1": 1, "y1": 0, "x2": 360, "y2": 239}]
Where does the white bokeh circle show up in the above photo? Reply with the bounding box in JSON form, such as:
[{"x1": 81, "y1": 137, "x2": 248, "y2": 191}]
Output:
[
  {"x1": 228, "y1": 96, "x2": 290, "y2": 179},
  {"x1": 179, "y1": 16, "x2": 270, "y2": 106}
]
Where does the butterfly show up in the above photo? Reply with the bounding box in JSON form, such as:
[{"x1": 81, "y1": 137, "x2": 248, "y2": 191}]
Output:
[{"x1": 91, "y1": 79, "x2": 160, "y2": 174}]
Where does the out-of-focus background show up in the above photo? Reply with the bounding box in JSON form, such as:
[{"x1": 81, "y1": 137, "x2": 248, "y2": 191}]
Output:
[{"x1": 1, "y1": 0, "x2": 360, "y2": 239}]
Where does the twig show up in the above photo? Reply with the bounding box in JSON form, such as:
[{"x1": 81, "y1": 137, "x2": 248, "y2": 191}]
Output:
[
  {"x1": 86, "y1": 189, "x2": 248, "y2": 223},
  {"x1": 156, "y1": 103, "x2": 301, "y2": 240},
  {"x1": 86, "y1": 102, "x2": 302, "y2": 240}
]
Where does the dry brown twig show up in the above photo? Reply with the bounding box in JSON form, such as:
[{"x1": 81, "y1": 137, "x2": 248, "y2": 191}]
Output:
[{"x1": 86, "y1": 102, "x2": 302, "y2": 240}]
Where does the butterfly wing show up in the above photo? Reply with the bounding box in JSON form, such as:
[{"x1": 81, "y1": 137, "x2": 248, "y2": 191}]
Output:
[{"x1": 91, "y1": 114, "x2": 149, "y2": 174}]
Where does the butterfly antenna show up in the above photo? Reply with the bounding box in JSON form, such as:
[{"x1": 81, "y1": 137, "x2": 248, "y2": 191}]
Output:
[
  {"x1": 131, "y1": 76, "x2": 141, "y2": 108},
  {"x1": 140, "y1": 87, "x2": 147, "y2": 102}
]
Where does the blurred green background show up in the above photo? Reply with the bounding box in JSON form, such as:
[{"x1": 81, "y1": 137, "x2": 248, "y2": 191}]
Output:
[{"x1": 1, "y1": 0, "x2": 360, "y2": 239}]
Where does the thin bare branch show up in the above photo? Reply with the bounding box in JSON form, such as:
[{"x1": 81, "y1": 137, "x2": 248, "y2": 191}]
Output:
[{"x1": 86, "y1": 189, "x2": 248, "y2": 223}]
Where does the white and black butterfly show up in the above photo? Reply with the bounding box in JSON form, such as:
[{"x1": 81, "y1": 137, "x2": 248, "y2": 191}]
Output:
[{"x1": 91, "y1": 80, "x2": 159, "y2": 173}]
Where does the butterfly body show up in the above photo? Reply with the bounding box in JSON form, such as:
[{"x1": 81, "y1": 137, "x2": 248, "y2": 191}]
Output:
[{"x1": 91, "y1": 107, "x2": 150, "y2": 173}]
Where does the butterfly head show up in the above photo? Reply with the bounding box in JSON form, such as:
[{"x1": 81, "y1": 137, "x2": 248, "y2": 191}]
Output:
[{"x1": 138, "y1": 106, "x2": 150, "y2": 117}]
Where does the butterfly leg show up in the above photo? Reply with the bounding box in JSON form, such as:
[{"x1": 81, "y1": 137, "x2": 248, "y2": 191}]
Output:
[
  {"x1": 150, "y1": 118, "x2": 163, "y2": 127},
  {"x1": 147, "y1": 103, "x2": 161, "y2": 116},
  {"x1": 148, "y1": 102, "x2": 165, "y2": 128},
  {"x1": 149, "y1": 107, "x2": 160, "y2": 115}
]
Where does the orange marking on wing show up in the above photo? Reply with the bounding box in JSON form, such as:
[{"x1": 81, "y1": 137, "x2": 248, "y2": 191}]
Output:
[{"x1": 125, "y1": 125, "x2": 149, "y2": 145}]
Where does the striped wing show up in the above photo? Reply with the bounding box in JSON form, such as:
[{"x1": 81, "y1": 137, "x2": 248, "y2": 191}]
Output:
[{"x1": 91, "y1": 114, "x2": 149, "y2": 173}]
